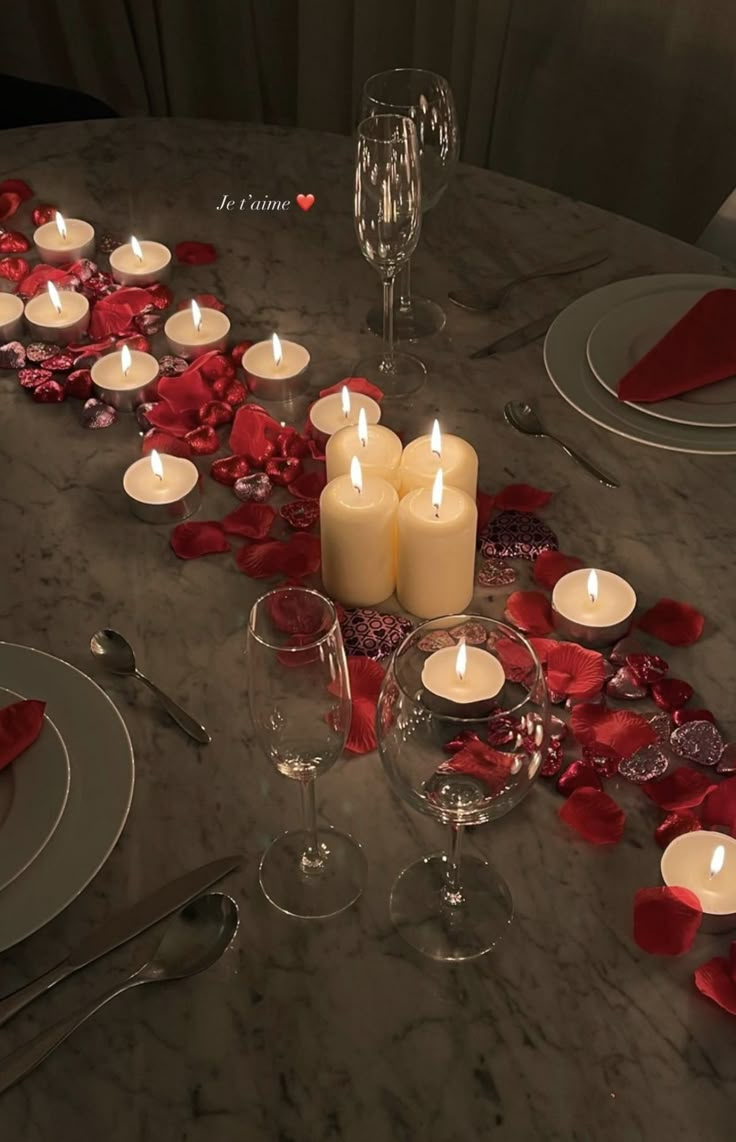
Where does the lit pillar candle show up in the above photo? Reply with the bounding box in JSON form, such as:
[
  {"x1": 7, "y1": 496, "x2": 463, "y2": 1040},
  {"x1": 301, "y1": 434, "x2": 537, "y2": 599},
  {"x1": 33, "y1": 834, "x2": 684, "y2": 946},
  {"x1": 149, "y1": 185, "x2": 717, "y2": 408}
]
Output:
[
  {"x1": 242, "y1": 332, "x2": 310, "y2": 401},
  {"x1": 399, "y1": 419, "x2": 478, "y2": 499},
  {"x1": 308, "y1": 384, "x2": 381, "y2": 444},
  {"x1": 422, "y1": 638, "x2": 505, "y2": 703},
  {"x1": 109, "y1": 235, "x2": 172, "y2": 285},
  {"x1": 319, "y1": 456, "x2": 398, "y2": 607},
  {"x1": 123, "y1": 450, "x2": 201, "y2": 523},
  {"x1": 552, "y1": 568, "x2": 636, "y2": 647},
  {"x1": 164, "y1": 299, "x2": 231, "y2": 359},
  {"x1": 34, "y1": 211, "x2": 95, "y2": 265},
  {"x1": 661, "y1": 832, "x2": 736, "y2": 933},
  {"x1": 24, "y1": 281, "x2": 90, "y2": 345},
  {"x1": 326, "y1": 407, "x2": 402, "y2": 490},
  {"x1": 0, "y1": 293, "x2": 24, "y2": 341},
  {"x1": 396, "y1": 469, "x2": 477, "y2": 618},
  {"x1": 91, "y1": 343, "x2": 160, "y2": 411}
]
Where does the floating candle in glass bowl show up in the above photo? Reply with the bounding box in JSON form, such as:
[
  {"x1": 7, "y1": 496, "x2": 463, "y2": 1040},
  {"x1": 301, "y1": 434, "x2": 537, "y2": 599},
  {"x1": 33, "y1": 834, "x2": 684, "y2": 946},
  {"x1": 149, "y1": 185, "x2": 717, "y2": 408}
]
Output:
[
  {"x1": 399, "y1": 419, "x2": 478, "y2": 499},
  {"x1": 422, "y1": 638, "x2": 505, "y2": 704},
  {"x1": 661, "y1": 832, "x2": 736, "y2": 933},
  {"x1": 123, "y1": 450, "x2": 201, "y2": 523},
  {"x1": 326, "y1": 407, "x2": 402, "y2": 490},
  {"x1": 164, "y1": 299, "x2": 230, "y2": 359},
  {"x1": 0, "y1": 293, "x2": 24, "y2": 341},
  {"x1": 91, "y1": 343, "x2": 159, "y2": 411},
  {"x1": 34, "y1": 211, "x2": 95, "y2": 266},
  {"x1": 24, "y1": 281, "x2": 90, "y2": 345},
  {"x1": 242, "y1": 333, "x2": 310, "y2": 401},
  {"x1": 308, "y1": 384, "x2": 381, "y2": 446},
  {"x1": 320, "y1": 455, "x2": 398, "y2": 607},
  {"x1": 552, "y1": 568, "x2": 636, "y2": 647},
  {"x1": 109, "y1": 235, "x2": 172, "y2": 285}
]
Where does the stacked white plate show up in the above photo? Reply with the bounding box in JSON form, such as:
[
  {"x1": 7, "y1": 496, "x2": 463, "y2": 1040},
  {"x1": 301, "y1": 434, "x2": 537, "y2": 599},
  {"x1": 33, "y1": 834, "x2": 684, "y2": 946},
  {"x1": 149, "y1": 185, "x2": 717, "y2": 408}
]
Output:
[
  {"x1": 543, "y1": 273, "x2": 736, "y2": 454},
  {"x1": 0, "y1": 644, "x2": 134, "y2": 952}
]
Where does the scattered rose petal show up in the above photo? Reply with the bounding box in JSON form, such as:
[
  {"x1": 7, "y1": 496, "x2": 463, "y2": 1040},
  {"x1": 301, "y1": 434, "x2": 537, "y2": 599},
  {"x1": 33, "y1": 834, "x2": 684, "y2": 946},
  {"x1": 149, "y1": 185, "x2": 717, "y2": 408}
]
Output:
[
  {"x1": 546, "y1": 642, "x2": 606, "y2": 699},
  {"x1": 476, "y1": 490, "x2": 496, "y2": 536},
  {"x1": 222, "y1": 502, "x2": 276, "y2": 540},
  {"x1": 235, "y1": 533, "x2": 320, "y2": 579},
  {"x1": 229, "y1": 405, "x2": 280, "y2": 464},
  {"x1": 670, "y1": 721, "x2": 724, "y2": 767},
  {"x1": 557, "y1": 760, "x2": 603, "y2": 797},
  {"x1": 141, "y1": 431, "x2": 192, "y2": 458},
  {"x1": 89, "y1": 286, "x2": 156, "y2": 339},
  {"x1": 146, "y1": 402, "x2": 199, "y2": 438},
  {"x1": 176, "y1": 292, "x2": 224, "y2": 312},
  {"x1": 633, "y1": 887, "x2": 702, "y2": 955},
  {"x1": 642, "y1": 767, "x2": 716, "y2": 811},
  {"x1": 0, "y1": 178, "x2": 33, "y2": 202},
  {"x1": 651, "y1": 678, "x2": 693, "y2": 711},
  {"x1": 175, "y1": 240, "x2": 217, "y2": 265},
  {"x1": 158, "y1": 368, "x2": 212, "y2": 413},
  {"x1": 618, "y1": 745, "x2": 668, "y2": 783},
  {"x1": 339, "y1": 657, "x2": 385, "y2": 754},
  {"x1": 319, "y1": 376, "x2": 383, "y2": 403},
  {"x1": 558, "y1": 788, "x2": 625, "y2": 845},
  {"x1": 0, "y1": 192, "x2": 22, "y2": 222},
  {"x1": 199, "y1": 399, "x2": 233, "y2": 428},
  {"x1": 694, "y1": 953, "x2": 736, "y2": 1016},
  {"x1": 505, "y1": 590, "x2": 553, "y2": 635},
  {"x1": 491, "y1": 483, "x2": 553, "y2": 512},
  {"x1": 637, "y1": 598, "x2": 705, "y2": 646},
  {"x1": 700, "y1": 777, "x2": 736, "y2": 832},
  {"x1": 532, "y1": 550, "x2": 584, "y2": 590},
  {"x1": 170, "y1": 521, "x2": 230, "y2": 559},
  {"x1": 570, "y1": 704, "x2": 656, "y2": 757},
  {"x1": 438, "y1": 738, "x2": 515, "y2": 796},
  {"x1": 654, "y1": 811, "x2": 701, "y2": 849},
  {"x1": 288, "y1": 470, "x2": 326, "y2": 500}
]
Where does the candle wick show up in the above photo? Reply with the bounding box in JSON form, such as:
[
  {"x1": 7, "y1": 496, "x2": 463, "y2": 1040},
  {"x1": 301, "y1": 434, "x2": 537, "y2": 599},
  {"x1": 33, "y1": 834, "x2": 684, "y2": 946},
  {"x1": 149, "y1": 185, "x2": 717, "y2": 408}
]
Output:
[{"x1": 434, "y1": 506, "x2": 440, "y2": 519}]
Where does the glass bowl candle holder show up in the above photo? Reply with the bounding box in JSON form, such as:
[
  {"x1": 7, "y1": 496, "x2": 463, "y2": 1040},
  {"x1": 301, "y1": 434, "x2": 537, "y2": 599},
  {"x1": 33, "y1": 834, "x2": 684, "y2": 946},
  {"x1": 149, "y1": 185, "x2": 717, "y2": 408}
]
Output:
[{"x1": 376, "y1": 615, "x2": 549, "y2": 962}]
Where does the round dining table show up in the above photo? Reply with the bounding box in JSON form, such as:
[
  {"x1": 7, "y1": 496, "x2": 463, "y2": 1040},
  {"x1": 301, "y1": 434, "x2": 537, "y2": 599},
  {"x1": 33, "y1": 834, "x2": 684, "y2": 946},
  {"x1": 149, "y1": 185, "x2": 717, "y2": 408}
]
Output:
[{"x1": 1, "y1": 118, "x2": 734, "y2": 1142}]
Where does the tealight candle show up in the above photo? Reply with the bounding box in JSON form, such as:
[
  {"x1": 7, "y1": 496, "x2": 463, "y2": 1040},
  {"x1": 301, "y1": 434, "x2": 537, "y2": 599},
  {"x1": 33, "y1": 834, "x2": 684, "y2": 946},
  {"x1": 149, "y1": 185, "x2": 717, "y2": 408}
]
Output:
[
  {"x1": 24, "y1": 281, "x2": 90, "y2": 345},
  {"x1": 242, "y1": 333, "x2": 310, "y2": 401},
  {"x1": 326, "y1": 408, "x2": 402, "y2": 490},
  {"x1": 552, "y1": 568, "x2": 636, "y2": 647},
  {"x1": 308, "y1": 385, "x2": 381, "y2": 446},
  {"x1": 0, "y1": 293, "x2": 24, "y2": 341},
  {"x1": 396, "y1": 469, "x2": 477, "y2": 619},
  {"x1": 91, "y1": 344, "x2": 159, "y2": 411},
  {"x1": 422, "y1": 638, "x2": 505, "y2": 704},
  {"x1": 123, "y1": 450, "x2": 200, "y2": 523},
  {"x1": 661, "y1": 831, "x2": 736, "y2": 933},
  {"x1": 109, "y1": 236, "x2": 172, "y2": 285},
  {"x1": 34, "y1": 211, "x2": 95, "y2": 265},
  {"x1": 320, "y1": 456, "x2": 398, "y2": 606},
  {"x1": 164, "y1": 299, "x2": 230, "y2": 359},
  {"x1": 399, "y1": 420, "x2": 478, "y2": 500}
]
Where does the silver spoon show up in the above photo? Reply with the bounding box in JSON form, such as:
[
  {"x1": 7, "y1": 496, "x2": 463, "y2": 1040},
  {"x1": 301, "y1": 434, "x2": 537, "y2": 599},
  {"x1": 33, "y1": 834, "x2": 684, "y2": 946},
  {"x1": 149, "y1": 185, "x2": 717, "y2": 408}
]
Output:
[
  {"x1": 90, "y1": 629, "x2": 210, "y2": 744},
  {"x1": 448, "y1": 250, "x2": 608, "y2": 313},
  {"x1": 504, "y1": 401, "x2": 620, "y2": 488},
  {"x1": 0, "y1": 893, "x2": 238, "y2": 1095}
]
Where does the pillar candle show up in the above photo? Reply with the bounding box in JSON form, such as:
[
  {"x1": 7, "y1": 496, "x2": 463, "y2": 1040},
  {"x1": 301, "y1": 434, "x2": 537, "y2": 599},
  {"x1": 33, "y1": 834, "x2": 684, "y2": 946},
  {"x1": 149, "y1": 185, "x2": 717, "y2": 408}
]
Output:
[
  {"x1": 319, "y1": 457, "x2": 398, "y2": 607},
  {"x1": 399, "y1": 419, "x2": 478, "y2": 499},
  {"x1": 326, "y1": 408, "x2": 402, "y2": 490},
  {"x1": 396, "y1": 470, "x2": 477, "y2": 618}
]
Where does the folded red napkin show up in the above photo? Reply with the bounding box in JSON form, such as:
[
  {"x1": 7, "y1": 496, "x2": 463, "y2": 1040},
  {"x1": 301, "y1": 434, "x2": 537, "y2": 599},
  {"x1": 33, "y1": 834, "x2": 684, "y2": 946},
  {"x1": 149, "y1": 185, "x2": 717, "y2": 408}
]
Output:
[
  {"x1": 0, "y1": 699, "x2": 46, "y2": 771},
  {"x1": 617, "y1": 289, "x2": 736, "y2": 403}
]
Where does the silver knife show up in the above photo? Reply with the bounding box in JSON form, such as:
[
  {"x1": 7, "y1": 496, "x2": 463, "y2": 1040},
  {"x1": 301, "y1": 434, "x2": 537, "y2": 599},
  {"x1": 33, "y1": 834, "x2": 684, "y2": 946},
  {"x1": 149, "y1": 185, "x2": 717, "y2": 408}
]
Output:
[
  {"x1": 469, "y1": 309, "x2": 562, "y2": 359},
  {"x1": 0, "y1": 854, "x2": 242, "y2": 1028}
]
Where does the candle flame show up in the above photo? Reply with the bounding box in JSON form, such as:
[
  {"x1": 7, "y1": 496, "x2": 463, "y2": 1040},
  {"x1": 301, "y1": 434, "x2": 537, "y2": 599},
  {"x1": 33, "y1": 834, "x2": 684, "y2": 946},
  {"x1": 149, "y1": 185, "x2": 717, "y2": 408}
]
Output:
[
  {"x1": 430, "y1": 418, "x2": 442, "y2": 457},
  {"x1": 47, "y1": 280, "x2": 62, "y2": 314},
  {"x1": 455, "y1": 638, "x2": 467, "y2": 682},
  {"x1": 191, "y1": 299, "x2": 202, "y2": 332},
  {"x1": 350, "y1": 455, "x2": 363, "y2": 494},
  {"x1": 341, "y1": 385, "x2": 351, "y2": 418},
  {"x1": 55, "y1": 211, "x2": 67, "y2": 240},
  {"x1": 587, "y1": 569, "x2": 599, "y2": 604},
  {"x1": 432, "y1": 467, "x2": 444, "y2": 517},
  {"x1": 130, "y1": 235, "x2": 144, "y2": 262},
  {"x1": 358, "y1": 406, "x2": 368, "y2": 447},
  {"x1": 710, "y1": 844, "x2": 726, "y2": 879},
  {"x1": 271, "y1": 332, "x2": 282, "y2": 367},
  {"x1": 121, "y1": 343, "x2": 132, "y2": 376},
  {"x1": 150, "y1": 449, "x2": 164, "y2": 481}
]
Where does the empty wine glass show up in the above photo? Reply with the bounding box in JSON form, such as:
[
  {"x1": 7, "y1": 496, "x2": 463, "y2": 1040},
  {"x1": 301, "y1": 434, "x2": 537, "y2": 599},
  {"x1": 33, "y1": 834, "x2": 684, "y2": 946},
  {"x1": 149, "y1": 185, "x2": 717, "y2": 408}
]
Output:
[
  {"x1": 376, "y1": 616, "x2": 549, "y2": 961},
  {"x1": 353, "y1": 113, "x2": 426, "y2": 397},
  {"x1": 361, "y1": 69, "x2": 460, "y2": 340},
  {"x1": 247, "y1": 587, "x2": 365, "y2": 918}
]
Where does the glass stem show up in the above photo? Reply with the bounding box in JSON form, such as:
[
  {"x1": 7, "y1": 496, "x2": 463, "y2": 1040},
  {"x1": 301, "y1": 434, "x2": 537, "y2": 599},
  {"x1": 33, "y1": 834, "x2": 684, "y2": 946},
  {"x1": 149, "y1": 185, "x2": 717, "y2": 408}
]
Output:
[
  {"x1": 299, "y1": 780, "x2": 325, "y2": 876},
  {"x1": 441, "y1": 824, "x2": 465, "y2": 908},
  {"x1": 381, "y1": 273, "x2": 396, "y2": 371},
  {"x1": 398, "y1": 259, "x2": 412, "y2": 312}
]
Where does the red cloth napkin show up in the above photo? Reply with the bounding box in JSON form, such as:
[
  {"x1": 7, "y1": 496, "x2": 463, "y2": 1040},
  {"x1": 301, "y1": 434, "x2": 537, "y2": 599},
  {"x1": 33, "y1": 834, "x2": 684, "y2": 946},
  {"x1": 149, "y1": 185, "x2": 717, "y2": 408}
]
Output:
[
  {"x1": 0, "y1": 699, "x2": 46, "y2": 770},
  {"x1": 617, "y1": 289, "x2": 736, "y2": 403}
]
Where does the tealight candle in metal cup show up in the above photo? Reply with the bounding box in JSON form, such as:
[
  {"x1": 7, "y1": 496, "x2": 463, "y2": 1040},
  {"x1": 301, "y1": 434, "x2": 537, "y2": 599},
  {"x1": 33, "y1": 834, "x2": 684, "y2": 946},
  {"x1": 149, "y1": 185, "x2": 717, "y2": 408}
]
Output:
[
  {"x1": 91, "y1": 345, "x2": 160, "y2": 411},
  {"x1": 123, "y1": 451, "x2": 201, "y2": 523},
  {"x1": 0, "y1": 293, "x2": 24, "y2": 341},
  {"x1": 24, "y1": 282, "x2": 90, "y2": 345},
  {"x1": 661, "y1": 831, "x2": 736, "y2": 934},
  {"x1": 164, "y1": 299, "x2": 230, "y2": 360},
  {"x1": 33, "y1": 211, "x2": 95, "y2": 266},
  {"x1": 242, "y1": 332, "x2": 310, "y2": 401},
  {"x1": 109, "y1": 236, "x2": 172, "y2": 285},
  {"x1": 551, "y1": 568, "x2": 636, "y2": 648}
]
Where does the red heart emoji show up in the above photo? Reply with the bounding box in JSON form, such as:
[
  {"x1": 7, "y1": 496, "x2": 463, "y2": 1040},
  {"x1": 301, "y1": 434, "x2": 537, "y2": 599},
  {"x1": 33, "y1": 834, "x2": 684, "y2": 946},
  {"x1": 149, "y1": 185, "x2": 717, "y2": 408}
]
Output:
[{"x1": 295, "y1": 193, "x2": 315, "y2": 212}]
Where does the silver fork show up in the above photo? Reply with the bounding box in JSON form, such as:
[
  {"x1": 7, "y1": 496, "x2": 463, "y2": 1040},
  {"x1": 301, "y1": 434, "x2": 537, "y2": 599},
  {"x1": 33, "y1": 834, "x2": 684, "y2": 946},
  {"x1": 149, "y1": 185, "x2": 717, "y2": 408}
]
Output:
[
  {"x1": 449, "y1": 250, "x2": 608, "y2": 313},
  {"x1": 504, "y1": 401, "x2": 619, "y2": 488}
]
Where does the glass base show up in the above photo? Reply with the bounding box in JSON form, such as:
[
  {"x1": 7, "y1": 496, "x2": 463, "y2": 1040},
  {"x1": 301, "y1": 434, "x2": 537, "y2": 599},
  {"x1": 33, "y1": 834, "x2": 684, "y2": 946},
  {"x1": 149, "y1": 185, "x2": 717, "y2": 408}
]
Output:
[
  {"x1": 389, "y1": 853, "x2": 513, "y2": 961},
  {"x1": 366, "y1": 296, "x2": 446, "y2": 341},
  {"x1": 352, "y1": 350, "x2": 426, "y2": 398},
  {"x1": 259, "y1": 827, "x2": 366, "y2": 919}
]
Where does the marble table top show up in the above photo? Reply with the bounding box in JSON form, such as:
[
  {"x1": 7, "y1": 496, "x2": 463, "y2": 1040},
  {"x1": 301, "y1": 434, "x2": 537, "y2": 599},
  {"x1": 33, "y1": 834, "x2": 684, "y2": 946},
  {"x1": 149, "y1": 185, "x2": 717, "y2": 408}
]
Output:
[{"x1": 1, "y1": 118, "x2": 735, "y2": 1142}]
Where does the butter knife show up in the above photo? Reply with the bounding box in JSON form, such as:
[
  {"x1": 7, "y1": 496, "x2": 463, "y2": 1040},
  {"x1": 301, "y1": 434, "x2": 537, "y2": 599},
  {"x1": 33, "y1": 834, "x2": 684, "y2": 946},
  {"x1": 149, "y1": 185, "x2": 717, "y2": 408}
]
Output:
[
  {"x1": 0, "y1": 854, "x2": 241, "y2": 1028},
  {"x1": 469, "y1": 310, "x2": 562, "y2": 359}
]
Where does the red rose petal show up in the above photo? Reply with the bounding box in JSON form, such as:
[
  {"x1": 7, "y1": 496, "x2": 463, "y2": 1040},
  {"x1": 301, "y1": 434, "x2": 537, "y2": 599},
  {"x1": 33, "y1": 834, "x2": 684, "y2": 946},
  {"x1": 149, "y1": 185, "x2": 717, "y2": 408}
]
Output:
[
  {"x1": 558, "y1": 788, "x2": 625, "y2": 845},
  {"x1": 700, "y1": 777, "x2": 736, "y2": 832},
  {"x1": 557, "y1": 760, "x2": 603, "y2": 797},
  {"x1": 570, "y1": 704, "x2": 656, "y2": 758},
  {"x1": 235, "y1": 532, "x2": 320, "y2": 579},
  {"x1": 319, "y1": 376, "x2": 383, "y2": 402},
  {"x1": 493, "y1": 636, "x2": 536, "y2": 684},
  {"x1": 170, "y1": 521, "x2": 230, "y2": 560},
  {"x1": 341, "y1": 657, "x2": 386, "y2": 754},
  {"x1": 175, "y1": 240, "x2": 217, "y2": 265},
  {"x1": 476, "y1": 490, "x2": 496, "y2": 537},
  {"x1": 492, "y1": 483, "x2": 553, "y2": 513},
  {"x1": 0, "y1": 178, "x2": 33, "y2": 202},
  {"x1": 654, "y1": 811, "x2": 702, "y2": 849},
  {"x1": 288, "y1": 470, "x2": 326, "y2": 500},
  {"x1": 176, "y1": 292, "x2": 224, "y2": 312},
  {"x1": 546, "y1": 642, "x2": 606, "y2": 699},
  {"x1": 158, "y1": 368, "x2": 212, "y2": 412},
  {"x1": 89, "y1": 287, "x2": 155, "y2": 339},
  {"x1": 0, "y1": 191, "x2": 22, "y2": 221},
  {"x1": 222, "y1": 502, "x2": 276, "y2": 539},
  {"x1": 146, "y1": 402, "x2": 199, "y2": 438},
  {"x1": 0, "y1": 699, "x2": 46, "y2": 770},
  {"x1": 633, "y1": 886, "x2": 702, "y2": 955},
  {"x1": 229, "y1": 405, "x2": 281, "y2": 464},
  {"x1": 17, "y1": 264, "x2": 71, "y2": 300},
  {"x1": 532, "y1": 550, "x2": 584, "y2": 590},
  {"x1": 694, "y1": 953, "x2": 736, "y2": 1016},
  {"x1": 441, "y1": 738, "x2": 515, "y2": 796},
  {"x1": 642, "y1": 767, "x2": 716, "y2": 811},
  {"x1": 267, "y1": 584, "x2": 332, "y2": 636},
  {"x1": 638, "y1": 598, "x2": 705, "y2": 646},
  {"x1": 505, "y1": 590, "x2": 553, "y2": 635},
  {"x1": 141, "y1": 431, "x2": 192, "y2": 458}
]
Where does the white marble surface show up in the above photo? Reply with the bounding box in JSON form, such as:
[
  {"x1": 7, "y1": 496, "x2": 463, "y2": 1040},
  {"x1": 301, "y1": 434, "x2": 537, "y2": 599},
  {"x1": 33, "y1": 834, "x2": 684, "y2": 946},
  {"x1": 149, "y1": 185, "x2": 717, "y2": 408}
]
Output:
[{"x1": 0, "y1": 118, "x2": 735, "y2": 1141}]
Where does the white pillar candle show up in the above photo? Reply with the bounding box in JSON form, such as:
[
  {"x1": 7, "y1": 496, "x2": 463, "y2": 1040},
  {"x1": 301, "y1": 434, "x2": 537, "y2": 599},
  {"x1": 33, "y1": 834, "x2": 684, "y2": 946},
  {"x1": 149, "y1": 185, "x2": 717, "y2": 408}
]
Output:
[
  {"x1": 326, "y1": 408, "x2": 402, "y2": 490},
  {"x1": 309, "y1": 385, "x2": 381, "y2": 439},
  {"x1": 24, "y1": 282, "x2": 90, "y2": 345},
  {"x1": 109, "y1": 236, "x2": 171, "y2": 285},
  {"x1": 661, "y1": 831, "x2": 736, "y2": 933},
  {"x1": 396, "y1": 469, "x2": 477, "y2": 619},
  {"x1": 422, "y1": 638, "x2": 505, "y2": 703},
  {"x1": 320, "y1": 456, "x2": 398, "y2": 607},
  {"x1": 242, "y1": 333, "x2": 310, "y2": 400},
  {"x1": 123, "y1": 450, "x2": 200, "y2": 523},
  {"x1": 164, "y1": 299, "x2": 230, "y2": 360},
  {"x1": 91, "y1": 345, "x2": 159, "y2": 410},
  {"x1": 33, "y1": 212, "x2": 95, "y2": 265},
  {"x1": 399, "y1": 419, "x2": 478, "y2": 500},
  {"x1": 552, "y1": 568, "x2": 636, "y2": 647},
  {"x1": 0, "y1": 293, "x2": 24, "y2": 341}
]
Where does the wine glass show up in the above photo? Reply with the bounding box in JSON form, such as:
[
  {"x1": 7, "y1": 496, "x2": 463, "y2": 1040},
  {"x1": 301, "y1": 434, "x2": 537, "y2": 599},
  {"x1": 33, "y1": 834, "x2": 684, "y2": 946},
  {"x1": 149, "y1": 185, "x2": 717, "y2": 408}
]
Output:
[
  {"x1": 246, "y1": 586, "x2": 365, "y2": 918},
  {"x1": 353, "y1": 113, "x2": 426, "y2": 398},
  {"x1": 376, "y1": 616, "x2": 549, "y2": 961},
  {"x1": 361, "y1": 69, "x2": 460, "y2": 340}
]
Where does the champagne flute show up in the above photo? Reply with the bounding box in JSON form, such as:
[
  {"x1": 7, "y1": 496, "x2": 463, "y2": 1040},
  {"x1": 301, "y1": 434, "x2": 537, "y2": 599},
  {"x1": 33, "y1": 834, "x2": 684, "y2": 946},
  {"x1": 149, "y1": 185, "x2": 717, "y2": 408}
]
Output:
[
  {"x1": 247, "y1": 586, "x2": 365, "y2": 918},
  {"x1": 353, "y1": 113, "x2": 425, "y2": 397}
]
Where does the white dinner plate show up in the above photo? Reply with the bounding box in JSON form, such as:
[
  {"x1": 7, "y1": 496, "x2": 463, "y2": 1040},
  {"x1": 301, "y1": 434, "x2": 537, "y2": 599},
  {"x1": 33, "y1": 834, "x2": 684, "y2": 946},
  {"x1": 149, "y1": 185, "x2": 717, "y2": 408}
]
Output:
[
  {"x1": 586, "y1": 287, "x2": 736, "y2": 427},
  {"x1": 544, "y1": 273, "x2": 736, "y2": 454},
  {"x1": 0, "y1": 644, "x2": 134, "y2": 952},
  {"x1": 0, "y1": 688, "x2": 70, "y2": 893}
]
